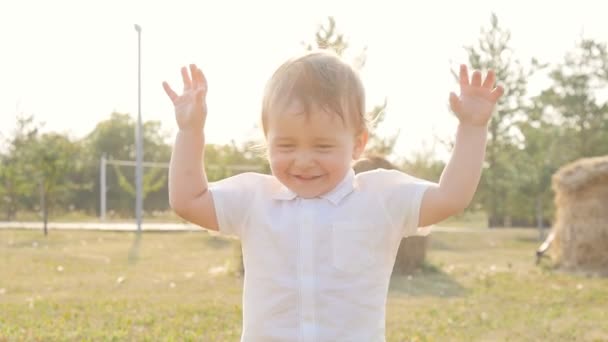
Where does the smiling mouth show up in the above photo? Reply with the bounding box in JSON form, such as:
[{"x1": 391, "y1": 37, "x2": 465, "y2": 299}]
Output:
[{"x1": 293, "y1": 175, "x2": 323, "y2": 181}]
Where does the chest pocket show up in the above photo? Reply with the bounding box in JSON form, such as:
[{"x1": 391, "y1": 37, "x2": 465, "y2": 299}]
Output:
[{"x1": 331, "y1": 221, "x2": 384, "y2": 273}]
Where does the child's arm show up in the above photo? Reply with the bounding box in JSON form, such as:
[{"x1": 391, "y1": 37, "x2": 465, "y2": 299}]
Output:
[
  {"x1": 163, "y1": 64, "x2": 219, "y2": 231},
  {"x1": 418, "y1": 65, "x2": 504, "y2": 227}
]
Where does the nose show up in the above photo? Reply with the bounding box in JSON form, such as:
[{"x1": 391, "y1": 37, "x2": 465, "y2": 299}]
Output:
[{"x1": 293, "y1": 150, "x2": 315, "y2": 169}]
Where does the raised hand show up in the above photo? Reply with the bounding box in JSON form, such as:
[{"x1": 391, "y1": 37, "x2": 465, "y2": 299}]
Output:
[
  {"x1": 449, "y1": 65, "x2": 504, "y2": 127},
  {"x1": 162, "y1": 64, "x2": 208, "y2": 133}
]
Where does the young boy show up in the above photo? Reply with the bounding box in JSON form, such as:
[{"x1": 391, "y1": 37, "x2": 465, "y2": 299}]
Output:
[{"x1": 163, "y1": 51, "x2": 504, "y2": 341}]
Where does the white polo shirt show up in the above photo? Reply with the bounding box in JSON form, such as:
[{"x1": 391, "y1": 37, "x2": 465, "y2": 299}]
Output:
[{"x1": 209, "y1": 168, "x2": 431, "y2": 342}]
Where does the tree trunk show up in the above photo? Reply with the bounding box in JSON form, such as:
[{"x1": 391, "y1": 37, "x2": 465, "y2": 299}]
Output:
[
  {"x1": 40, "y1": 182, "x2": 48, "y2": 236},
  {"x1": 487, "y1": 122, "x2": 498, "y2": 229},
  {"x1": 5, "y1": 198, "x2": 17, "y2": 221}
]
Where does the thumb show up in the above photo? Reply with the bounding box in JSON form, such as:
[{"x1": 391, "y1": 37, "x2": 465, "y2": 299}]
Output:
[
  {"x1": 449, "y1": 92, "x2": 462, "y2": 115},
  {"x1": 162, "y1": 82, "x2": 178, "y2": 103},
  {"x1": 490, "y1": 85, "x2": 505, "y2": 103}
]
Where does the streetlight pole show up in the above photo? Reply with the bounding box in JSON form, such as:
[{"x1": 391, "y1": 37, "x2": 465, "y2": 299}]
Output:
[{"x1": 134, "y1": 24, "x2": 143, "y2": 232}]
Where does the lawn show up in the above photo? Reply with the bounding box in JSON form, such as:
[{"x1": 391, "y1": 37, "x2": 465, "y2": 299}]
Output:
[{"x1": 1, "y1": 227, "x2": 606, "y2": 341}]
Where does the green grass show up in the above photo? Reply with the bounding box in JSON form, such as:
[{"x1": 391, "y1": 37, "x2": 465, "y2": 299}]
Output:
[
  {"x1": 441, "y1": 210, "x2": 489, "y2": 229},
  {"x1": 1, "y1": 228, "x2": 607, "y2": 341}
]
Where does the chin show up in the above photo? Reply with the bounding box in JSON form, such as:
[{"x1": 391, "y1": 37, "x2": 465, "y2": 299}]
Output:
[
  {"x1": 287, "y1": 176, "x2": 328, "y2": 195},
  {"x1": 293, "y1": 184, "x2": 334, "y2": 198}
]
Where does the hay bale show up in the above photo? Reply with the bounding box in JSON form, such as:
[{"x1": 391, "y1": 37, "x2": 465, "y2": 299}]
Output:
[
  {"x1": 550, "y1": 156, "x2": 608, "y2": 275},
  {"x1": 353, "y1": 155, "x2": 430, "y2": 275}
]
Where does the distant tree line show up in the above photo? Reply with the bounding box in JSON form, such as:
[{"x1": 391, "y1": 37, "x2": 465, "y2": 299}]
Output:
[{"x1": 1, "y1": 15, "x2": 607, "y2": 230}]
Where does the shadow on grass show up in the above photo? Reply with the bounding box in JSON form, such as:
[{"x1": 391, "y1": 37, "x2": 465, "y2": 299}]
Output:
[
  {"x1": 204, "y1": 235, "x2": 233, "y2": 250},
  {"x1": 427, "y1": 239, "x2": 459, "y2": 251},
  {"x1": 389, "y1": 262, "x2": 468, "y2": 298},
  {"x1": 128, "y1": 231, "x2": 142, "y2": 264},
  {"x1": 515, "y1": 234, "x2": 544, "y2": 244}
]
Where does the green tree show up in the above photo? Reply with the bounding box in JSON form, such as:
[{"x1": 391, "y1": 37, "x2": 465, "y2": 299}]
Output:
[
  {"x1": 25, "y1": 133, "x2": 79, "y2": 235},
  {"x1": 459, "y1": 13, "x2": 536, "y2": 227},
  {"x1": 204, "y1": 141, "x2": 269, "y2": 181},
  {"x1": 399, "y1": 144, "x2": 445, "y2": 182},
  {"x1": 0, "y1": 114, "x2": 40, "y2": 220},
  {"x1": 79, "y1": 112, "x2": 172, "y2": 217},
  {"x1": 541, "y1": 38, "x2": 608, "y2": 158},
  {"x1": 512, "y1": 97, "x2": 567, "y2": 233},
  {"x1": 508, "y1": 38, "x2": 608, "y2": 232}
]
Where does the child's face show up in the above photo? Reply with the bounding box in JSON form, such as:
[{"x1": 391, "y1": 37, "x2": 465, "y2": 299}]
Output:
[{"x1": 266, "y1": 101, "x2": 367, "y2": 198}]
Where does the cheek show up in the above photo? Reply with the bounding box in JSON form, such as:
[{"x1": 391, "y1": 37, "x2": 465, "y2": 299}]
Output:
[
  {"x1": 268, "y1": 150, "x2": 289, "y2": 170},
  {"x1": 318, "y1": 151, "x2": 351, "y2": 169}
]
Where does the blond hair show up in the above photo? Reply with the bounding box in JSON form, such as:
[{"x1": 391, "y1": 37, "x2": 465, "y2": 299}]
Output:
[{"x1": 261, "y1": 50, "x2": 367, "y2": 136}]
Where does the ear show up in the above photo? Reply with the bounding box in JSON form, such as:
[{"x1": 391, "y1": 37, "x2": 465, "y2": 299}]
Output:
[{"x1": 352, "y1": 130, "x2": 369, "y2": 160}]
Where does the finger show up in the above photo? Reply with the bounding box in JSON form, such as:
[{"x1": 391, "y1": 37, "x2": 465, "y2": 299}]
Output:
[
  {"x1": 449, "y1": 92, "x2": 462, "y2": 114},
  {"x1": 490, "y1": 85, "x2": 505, "y2": 102},
  {"x1": 190, "y1": 64, "x2": 199, "y2": 88},
  {"x1": 181, "y1": 66, "x2": 192, "y2": 90},
  {"x1": 459, "y1": 64, "x2": 469, "y2": 88},
  {"x1": 197, "y1": 68, "x2": 208, "y2": 94},
  {"x1": 194, "y1": 89, "x2": 205, "y2": 108},
  {"x1": 482, "y1": 70, "x2": 496, "y2": 89},
  {"x1": 471, "y1": 70, "x2": 482, "y2": 87},
  {"x1": 194, "y1": 68, "x2": 207, "y2": 106},
  {"x1": 162, "y1": 81, "x2": 178, "y2": 103}
]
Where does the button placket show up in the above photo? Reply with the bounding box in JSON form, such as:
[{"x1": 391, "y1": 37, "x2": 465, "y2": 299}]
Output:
[{"x1": 299, "y1": 200, "x2": 316, "y2": 341}]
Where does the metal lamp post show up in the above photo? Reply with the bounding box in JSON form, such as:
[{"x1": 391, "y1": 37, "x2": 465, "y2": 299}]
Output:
[{"x1": 134, "y1": 24, "x2": 143, "y2": 232}]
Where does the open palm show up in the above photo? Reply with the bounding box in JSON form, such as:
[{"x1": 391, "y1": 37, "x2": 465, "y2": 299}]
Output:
[
  {"x1": 162, "y1": 64, "x2": 208, "y2": 132},
  {"x1": 449, "y1": 65, "x2": 504, "y2": 127}
]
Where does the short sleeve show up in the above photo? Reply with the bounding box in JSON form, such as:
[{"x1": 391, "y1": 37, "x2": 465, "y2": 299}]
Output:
[
  {"x1": 208, "y1": 172, "x2": 260, "y2": 239},
  {"x1": 376, "y1": 169, "x2": 434, "y2": 237}
]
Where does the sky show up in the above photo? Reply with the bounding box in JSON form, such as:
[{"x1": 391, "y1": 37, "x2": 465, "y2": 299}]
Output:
[{"x1": 1, "y1": 0, "x2": 607, "y2": 160}]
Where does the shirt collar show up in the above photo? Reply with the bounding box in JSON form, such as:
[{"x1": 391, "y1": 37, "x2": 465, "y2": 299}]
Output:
[{"x1": 271, "y1": 168, "x2": 356, "y2": 205}]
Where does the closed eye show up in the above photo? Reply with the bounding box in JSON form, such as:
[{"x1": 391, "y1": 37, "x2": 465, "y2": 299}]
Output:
[{"x1": 276, "y1": 144, "x2": 296, "y2": 151}]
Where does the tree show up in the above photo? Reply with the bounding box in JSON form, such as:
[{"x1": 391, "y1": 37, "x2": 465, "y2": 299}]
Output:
[
  {"x1": 508, "y1": 38, "x2": 608, "y2": 232},
  {"x1": 399, "y1": 143, "x2": 445, "y2": 183},
  {"x1": 0, "y1": 114, "x2": 40, "y2": 220},
  {"x1": 512, "y1": 97, "x2": 567, "y2": 234},
  {"x1": 0, "y1": 113, "x2": 80, "y2": 233},
  {"x1": 540, "y1": 38, "x2": 608, "y2": 158},
  {"x1": 204, "y1": 141, "x2": 269, "y2": 181},
  {"x1": 79, "y1": 112, "x2": 172, "y2": 217},
  {"x1": 25, "y1": 133, "x2": 79, "y2": 235},
  {"x1": 459, "y1": 13, "x2": 537, "y2": 227}
]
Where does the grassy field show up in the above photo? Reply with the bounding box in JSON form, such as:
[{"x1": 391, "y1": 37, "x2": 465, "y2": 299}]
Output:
[{"x1": 1, "y1": 227, "x2": 607, "y2": 341}]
